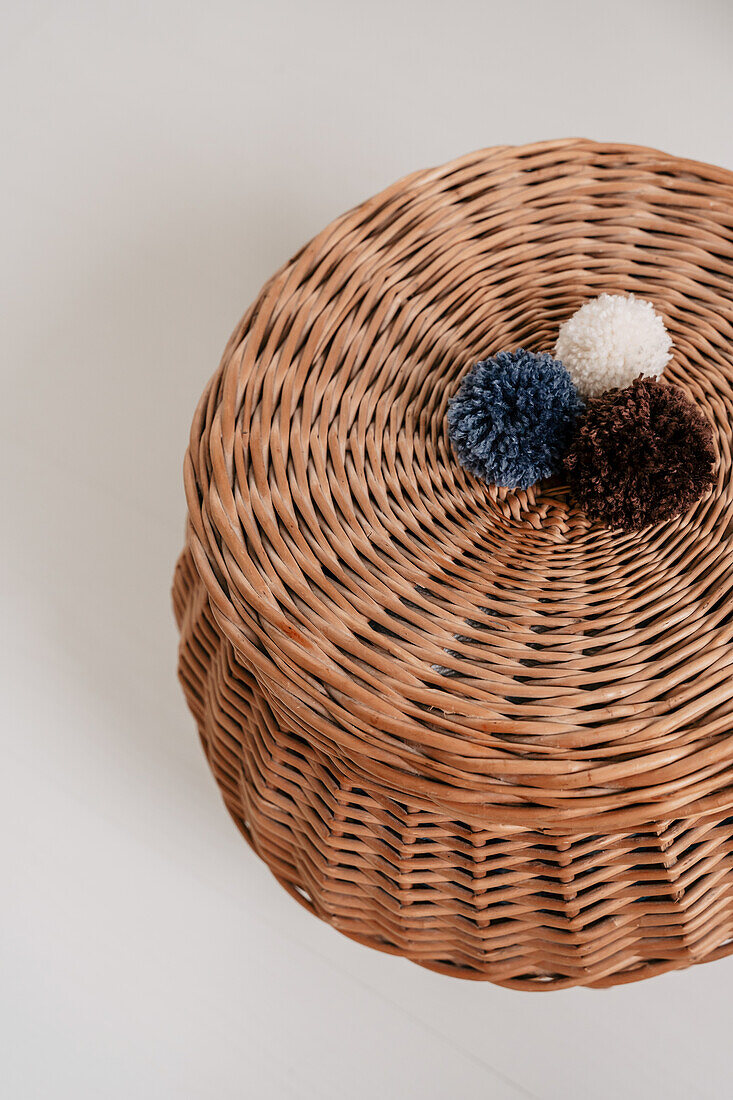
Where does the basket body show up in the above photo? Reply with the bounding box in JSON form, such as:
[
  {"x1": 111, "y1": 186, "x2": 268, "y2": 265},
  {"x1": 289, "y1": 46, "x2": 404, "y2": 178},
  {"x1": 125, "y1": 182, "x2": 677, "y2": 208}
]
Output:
[{"x1": 174, "y1": 140, "x2": 733, "y2": 989}]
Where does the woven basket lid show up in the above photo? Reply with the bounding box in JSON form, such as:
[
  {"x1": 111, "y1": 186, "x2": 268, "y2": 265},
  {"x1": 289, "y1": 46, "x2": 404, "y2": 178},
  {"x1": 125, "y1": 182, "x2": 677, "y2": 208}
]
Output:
[{"x1": 184, "y1": 139, "x2": 733, "y2": 835}]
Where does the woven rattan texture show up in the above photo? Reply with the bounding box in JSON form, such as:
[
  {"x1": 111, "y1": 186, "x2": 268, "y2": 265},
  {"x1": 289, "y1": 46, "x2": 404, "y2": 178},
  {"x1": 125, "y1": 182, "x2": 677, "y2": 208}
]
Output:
[{"x1": 174, "y1": 140, "x2": 733, "y2": 989}]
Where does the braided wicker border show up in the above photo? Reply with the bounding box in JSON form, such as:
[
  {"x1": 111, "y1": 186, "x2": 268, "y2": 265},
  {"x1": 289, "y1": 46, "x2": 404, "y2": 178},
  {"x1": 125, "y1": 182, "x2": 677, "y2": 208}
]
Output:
[{"x1": 174, "y1": 140, "x2": 733, "y2": 988}]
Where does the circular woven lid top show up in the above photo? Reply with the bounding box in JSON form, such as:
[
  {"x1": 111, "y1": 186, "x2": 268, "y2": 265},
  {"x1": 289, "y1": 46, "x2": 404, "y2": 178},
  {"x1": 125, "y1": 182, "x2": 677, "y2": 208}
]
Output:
[{"x1": 185, "y1": 139, "x2": 733, "y2": 833}]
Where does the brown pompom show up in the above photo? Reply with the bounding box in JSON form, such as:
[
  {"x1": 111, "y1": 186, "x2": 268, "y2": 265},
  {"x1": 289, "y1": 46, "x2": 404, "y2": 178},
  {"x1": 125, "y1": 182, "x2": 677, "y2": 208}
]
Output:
[{"x1": 564, "y1": 377, "x2": 716, "y2": 530}]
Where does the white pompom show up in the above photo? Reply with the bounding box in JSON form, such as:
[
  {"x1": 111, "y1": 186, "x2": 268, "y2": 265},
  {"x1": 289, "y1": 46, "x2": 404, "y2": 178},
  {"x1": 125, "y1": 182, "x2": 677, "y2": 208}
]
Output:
[{"x1": 555, "y1": 293, "x2": 672, "y2": 398}]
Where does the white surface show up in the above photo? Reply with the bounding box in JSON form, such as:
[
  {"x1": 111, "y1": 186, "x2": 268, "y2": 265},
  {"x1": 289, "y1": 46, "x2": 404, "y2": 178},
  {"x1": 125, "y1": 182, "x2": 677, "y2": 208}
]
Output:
[{"x1": 3, "y1": 2, "x2": 733, "y2": 1097}]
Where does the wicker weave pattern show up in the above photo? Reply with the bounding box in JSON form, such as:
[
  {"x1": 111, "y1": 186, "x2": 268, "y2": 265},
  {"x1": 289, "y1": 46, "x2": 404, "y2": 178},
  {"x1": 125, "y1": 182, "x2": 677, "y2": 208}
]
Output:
[{"x1": 174, "y1": 140, "x2": 733, "y2": 988}]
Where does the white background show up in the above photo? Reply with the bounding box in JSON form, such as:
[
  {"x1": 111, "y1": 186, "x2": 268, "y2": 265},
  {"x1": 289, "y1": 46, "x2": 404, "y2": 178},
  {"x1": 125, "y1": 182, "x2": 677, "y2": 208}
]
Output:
[{"x1": 4, "y1": 2, "x2": 733, "y2": 1097}]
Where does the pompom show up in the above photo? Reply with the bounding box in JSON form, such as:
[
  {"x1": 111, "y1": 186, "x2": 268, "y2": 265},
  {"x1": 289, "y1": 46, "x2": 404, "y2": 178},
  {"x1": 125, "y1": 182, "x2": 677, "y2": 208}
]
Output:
[
  {"x1": 447, "y1": 349, "x2": 584, "y2": 490},
  {"x1": 564, "y1": 377, "x2": 716, "y2": 530},
  {"x1": 555, "y1": 293, "x2": 672, "y2": 397}
]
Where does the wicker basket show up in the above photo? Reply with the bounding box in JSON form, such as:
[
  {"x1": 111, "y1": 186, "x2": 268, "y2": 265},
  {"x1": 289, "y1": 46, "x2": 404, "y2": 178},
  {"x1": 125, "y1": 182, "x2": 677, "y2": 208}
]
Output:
[{"x1": 173, "y1": 140, "x2": 733, "y2": 989}]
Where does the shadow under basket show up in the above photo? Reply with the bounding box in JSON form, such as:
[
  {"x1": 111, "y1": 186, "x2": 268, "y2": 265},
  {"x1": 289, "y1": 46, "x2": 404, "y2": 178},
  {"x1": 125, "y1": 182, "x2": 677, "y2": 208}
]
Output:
[{"x1": 173, "y1": 139, "x2": 733, "y2": 990}]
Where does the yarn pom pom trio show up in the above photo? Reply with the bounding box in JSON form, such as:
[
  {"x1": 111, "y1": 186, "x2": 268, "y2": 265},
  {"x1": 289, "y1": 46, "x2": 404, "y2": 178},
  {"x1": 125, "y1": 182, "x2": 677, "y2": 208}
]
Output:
[{"x1": 447, "y1": 293, "x2": 716, "y2": 530}]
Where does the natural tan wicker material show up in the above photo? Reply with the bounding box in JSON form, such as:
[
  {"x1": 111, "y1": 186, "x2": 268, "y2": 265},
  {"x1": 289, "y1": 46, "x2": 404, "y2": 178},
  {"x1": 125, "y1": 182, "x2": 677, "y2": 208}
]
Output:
[{"x1": 173, "y1": 139, "x2": 733, "y2": 989}]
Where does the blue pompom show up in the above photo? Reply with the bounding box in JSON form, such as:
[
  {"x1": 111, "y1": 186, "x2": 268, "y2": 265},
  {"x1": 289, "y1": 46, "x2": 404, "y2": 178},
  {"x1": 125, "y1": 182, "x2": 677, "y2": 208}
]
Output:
[{"x1": 447, "y1": 349, "x2": 583, "y2": 490}]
